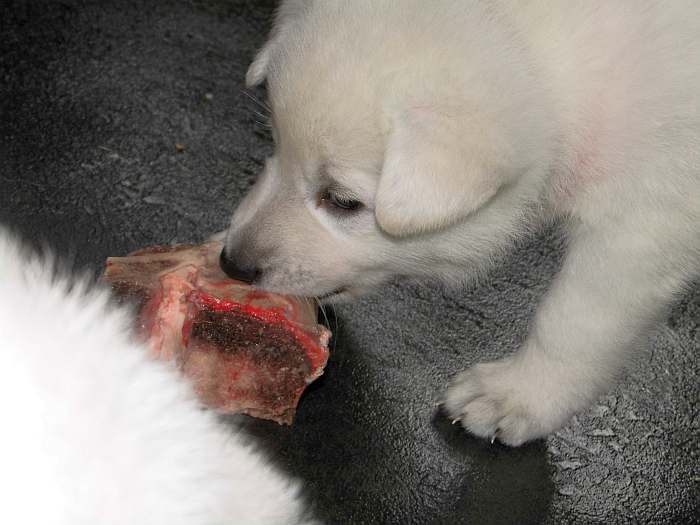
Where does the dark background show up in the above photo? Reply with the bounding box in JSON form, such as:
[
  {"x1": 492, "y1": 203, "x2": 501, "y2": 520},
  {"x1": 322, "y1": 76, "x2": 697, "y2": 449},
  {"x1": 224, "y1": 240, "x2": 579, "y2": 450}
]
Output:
[{"x1": 1, "y1": 1, "x2": 698, "y2": 523}]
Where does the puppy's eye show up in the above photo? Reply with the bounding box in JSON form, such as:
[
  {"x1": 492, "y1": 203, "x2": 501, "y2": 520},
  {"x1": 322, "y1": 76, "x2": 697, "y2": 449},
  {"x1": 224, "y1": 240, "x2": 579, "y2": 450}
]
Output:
[{"x1": 320, "y1": 189, "x2": 363, "y2": 212}]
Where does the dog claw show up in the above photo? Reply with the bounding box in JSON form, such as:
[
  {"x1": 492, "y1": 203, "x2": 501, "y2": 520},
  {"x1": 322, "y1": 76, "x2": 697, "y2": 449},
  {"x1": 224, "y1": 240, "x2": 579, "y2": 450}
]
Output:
[{"x1": 452, "y1": 418, "x2": 460, "y2": 425}]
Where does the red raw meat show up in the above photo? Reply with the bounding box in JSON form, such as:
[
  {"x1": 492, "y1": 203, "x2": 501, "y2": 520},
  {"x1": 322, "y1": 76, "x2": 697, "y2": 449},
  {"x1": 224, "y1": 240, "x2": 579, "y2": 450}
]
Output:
[{"x1": 102, "y1": 241, "x2": 330, "y2": 424}]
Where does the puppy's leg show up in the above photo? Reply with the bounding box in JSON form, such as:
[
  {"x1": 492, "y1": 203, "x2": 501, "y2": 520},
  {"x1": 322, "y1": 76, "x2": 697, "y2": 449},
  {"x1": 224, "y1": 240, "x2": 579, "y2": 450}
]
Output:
[{"x1": 445, "y1": 217, "x2": 696, "y2": 446}]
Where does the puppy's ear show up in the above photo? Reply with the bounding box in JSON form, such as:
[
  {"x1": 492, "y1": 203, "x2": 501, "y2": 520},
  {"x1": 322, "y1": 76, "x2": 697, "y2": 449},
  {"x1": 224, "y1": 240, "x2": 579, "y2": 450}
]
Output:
[
  {"x1": 246, "y1": 0, "x2": 309, "y2": 88},
  {"x1": 375, "y1": 108, "x2": 511, "y2": 237},
  {"x1": 246, "y1": 46, "x2": 272, "y2": 87}
]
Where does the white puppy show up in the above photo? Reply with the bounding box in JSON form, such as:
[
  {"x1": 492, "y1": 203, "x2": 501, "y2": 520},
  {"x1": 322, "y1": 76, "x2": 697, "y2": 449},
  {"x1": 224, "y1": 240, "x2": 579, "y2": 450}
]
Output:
[
  {"x1": 221, "y1": 0, "x2": 700, "y2": 446},
  {"x1": 0, "y1": 229, "x2": 310, "y2": 525}
]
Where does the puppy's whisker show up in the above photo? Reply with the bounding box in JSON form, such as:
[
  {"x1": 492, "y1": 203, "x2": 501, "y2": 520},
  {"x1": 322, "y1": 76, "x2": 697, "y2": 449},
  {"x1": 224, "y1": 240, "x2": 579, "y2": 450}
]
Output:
[
  {"x1": 316, "y1": 297, "x2": 330, "y2": 328},
  {"x1": 314, "y1": 297, "x2": 338, "y2": 352},
  {"x1": 253, "y1": 118, "x2": 273, "y2": 129},
  {"x1": 331, "y1": 303, "x2": 339, "y2": 349},
  {"x1": 240, "y1": 89, "x2": 272, "y2": 114},
  {"x1": 251, "y1": 110, "x2": 271, "y2": 124}
]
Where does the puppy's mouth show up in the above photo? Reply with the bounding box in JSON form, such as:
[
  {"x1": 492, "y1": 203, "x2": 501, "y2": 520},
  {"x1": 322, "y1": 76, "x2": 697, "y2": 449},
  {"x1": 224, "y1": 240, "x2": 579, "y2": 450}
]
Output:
[{"x1": 315, "y1": 287, "x2": 348, "y2": 303}]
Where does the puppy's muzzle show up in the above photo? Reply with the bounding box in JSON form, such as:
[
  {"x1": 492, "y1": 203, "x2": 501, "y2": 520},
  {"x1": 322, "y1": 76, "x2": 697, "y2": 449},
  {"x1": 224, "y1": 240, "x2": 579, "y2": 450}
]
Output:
[{"x1": 219, "y1": 247, "x2": 260, "y2": 284}]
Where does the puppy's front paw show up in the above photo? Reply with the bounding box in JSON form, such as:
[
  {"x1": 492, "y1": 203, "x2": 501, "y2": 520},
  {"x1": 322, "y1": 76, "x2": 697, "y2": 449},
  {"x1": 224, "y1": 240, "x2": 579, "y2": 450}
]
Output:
[{"x1": 444, "y1": 359, "x2": 557, "y2": 447}]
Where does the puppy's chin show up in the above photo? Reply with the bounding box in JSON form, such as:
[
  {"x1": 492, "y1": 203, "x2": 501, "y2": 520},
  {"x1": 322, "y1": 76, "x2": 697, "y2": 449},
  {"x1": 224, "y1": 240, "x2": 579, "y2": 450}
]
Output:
[
  {"x1": 317, "y1": 283, "x2": 383, "y2": 304},
  {"x1": 257, "y1": 280, "x2": 371, "y2": 305}
]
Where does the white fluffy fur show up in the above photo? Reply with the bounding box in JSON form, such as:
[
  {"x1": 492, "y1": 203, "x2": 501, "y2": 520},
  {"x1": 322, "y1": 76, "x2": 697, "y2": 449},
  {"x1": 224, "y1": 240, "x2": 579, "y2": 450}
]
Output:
[
  {"x1": 0, "y1": 230, "x2": 309, "y2": 524},
  {"x1": 224, "y1": 0, "x2": 700, "y2": 446}
]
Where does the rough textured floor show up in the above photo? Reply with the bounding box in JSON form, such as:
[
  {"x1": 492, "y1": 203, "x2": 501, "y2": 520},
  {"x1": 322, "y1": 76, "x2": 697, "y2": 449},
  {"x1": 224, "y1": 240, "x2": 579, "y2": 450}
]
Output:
[{"x1": 1, "y1": 1, "x2": 698, "y2": 523}]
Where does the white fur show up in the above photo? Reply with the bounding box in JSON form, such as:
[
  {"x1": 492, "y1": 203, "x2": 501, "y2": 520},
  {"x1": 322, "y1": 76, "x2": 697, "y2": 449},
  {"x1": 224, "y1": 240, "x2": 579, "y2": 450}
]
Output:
[
  {"x1": 225, "y1": 0, "x2": 700, "y2": 445},
  {"x1": 0, "y1": 230, "x2": 310, "y2": 524}
]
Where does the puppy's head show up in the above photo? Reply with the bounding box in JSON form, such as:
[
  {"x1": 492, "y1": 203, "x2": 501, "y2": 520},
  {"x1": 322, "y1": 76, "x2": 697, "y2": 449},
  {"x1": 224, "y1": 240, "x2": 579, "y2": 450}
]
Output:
[{"x1": 222, "y1": 1, "x2": 550, "y2": 301}]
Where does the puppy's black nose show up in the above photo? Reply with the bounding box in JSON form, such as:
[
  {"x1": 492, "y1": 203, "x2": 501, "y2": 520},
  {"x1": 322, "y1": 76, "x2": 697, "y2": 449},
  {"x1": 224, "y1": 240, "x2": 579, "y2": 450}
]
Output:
[{"x1": 219, "y1": 248, "x2": 260, "y2": 284}]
